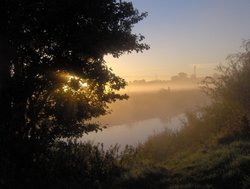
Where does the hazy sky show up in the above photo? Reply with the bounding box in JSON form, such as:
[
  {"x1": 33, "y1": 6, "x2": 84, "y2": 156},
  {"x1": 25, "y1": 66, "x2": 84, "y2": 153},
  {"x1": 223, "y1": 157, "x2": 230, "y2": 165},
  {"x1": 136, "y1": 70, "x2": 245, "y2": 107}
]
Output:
[{"x1": 105, "y1": 0, "x2": 250, "y2": 81}]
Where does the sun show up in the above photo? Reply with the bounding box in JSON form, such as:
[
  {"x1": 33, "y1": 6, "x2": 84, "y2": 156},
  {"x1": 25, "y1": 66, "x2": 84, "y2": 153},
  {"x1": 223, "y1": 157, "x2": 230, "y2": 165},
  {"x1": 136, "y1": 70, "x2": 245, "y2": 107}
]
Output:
[
  {"x1": 56, "y1": 71, "x2": 88, "y2": 94},
  {"x1": 55, "y1": 70, "x2": 115, "y2": 99}
]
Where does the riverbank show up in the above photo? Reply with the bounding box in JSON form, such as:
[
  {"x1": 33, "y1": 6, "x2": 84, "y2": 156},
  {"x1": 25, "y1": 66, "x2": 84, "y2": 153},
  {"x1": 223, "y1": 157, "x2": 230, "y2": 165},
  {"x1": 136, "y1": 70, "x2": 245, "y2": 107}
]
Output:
[
  {"x1": 81, "y1": 89, "x2": 208, "y2": 150},
  {"x1": 81, "y1": 114, "x2": 186, "y2": 150}
]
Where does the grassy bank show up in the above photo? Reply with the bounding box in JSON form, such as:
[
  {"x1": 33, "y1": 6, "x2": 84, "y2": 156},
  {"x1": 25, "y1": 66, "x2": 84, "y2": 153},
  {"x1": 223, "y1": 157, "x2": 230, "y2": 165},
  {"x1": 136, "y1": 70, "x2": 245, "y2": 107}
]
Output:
[{"x1": 118, "y1": 108, "x2": 250, "y2": 188}]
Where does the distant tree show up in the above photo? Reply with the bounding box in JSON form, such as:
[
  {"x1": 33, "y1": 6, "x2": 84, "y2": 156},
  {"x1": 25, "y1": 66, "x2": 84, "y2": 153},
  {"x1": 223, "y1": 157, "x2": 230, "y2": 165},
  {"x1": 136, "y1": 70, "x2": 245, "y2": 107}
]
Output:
[
  {"x1": 133, "y1": 79, "x2": 146, "y2": 84},
  {"x1": 199, "y1": 40, "x2": 250, "y2": 140},
  {"x1": 171, "y1": 72, "x2": 189, "y2": 81},
  {"x1": 201, "y1": 40, "x2": 250, "y2": 114},
  {"x1": 178, "y1": 72, "x2": 188, "y2": 79},
  {"x1": 0, "y1": 0, "x2": 149, "y2": 186}
]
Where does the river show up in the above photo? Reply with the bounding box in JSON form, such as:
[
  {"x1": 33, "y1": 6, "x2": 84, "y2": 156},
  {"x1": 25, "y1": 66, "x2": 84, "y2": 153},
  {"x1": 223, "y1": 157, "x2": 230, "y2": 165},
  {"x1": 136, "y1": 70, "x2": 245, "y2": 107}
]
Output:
[{"x1": 80, "y1": 114, "x2": 186, "y2": 150}]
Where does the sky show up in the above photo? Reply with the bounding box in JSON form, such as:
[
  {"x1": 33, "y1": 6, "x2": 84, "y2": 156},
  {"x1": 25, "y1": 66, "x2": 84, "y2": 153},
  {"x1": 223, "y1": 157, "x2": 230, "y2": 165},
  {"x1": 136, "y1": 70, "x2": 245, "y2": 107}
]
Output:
[{"x1": 105, "y1": 0, "x2": 250, "y2": 81}]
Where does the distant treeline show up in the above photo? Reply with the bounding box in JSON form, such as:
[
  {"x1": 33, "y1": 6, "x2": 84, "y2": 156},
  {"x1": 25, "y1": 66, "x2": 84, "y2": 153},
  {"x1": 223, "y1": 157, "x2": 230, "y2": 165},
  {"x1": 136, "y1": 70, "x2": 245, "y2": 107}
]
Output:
[{"x1": 129, "y1": 72, "x2": 206, "y2": 85}]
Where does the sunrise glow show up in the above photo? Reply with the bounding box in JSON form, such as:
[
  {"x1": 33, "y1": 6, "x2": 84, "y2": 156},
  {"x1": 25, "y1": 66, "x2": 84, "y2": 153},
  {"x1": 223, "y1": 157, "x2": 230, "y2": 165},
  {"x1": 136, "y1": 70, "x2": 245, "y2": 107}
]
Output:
[
  {"x1": 56, "y1": 71, "x2": 89, "y2": 94},
  {"x1": 106, "y1": 0, "x2": 250, "y2": 81}
]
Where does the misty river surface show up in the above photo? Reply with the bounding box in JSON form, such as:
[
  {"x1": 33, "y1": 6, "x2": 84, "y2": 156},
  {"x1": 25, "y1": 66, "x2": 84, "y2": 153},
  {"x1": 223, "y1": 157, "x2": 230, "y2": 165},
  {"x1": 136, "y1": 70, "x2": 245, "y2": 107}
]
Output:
[{"x1": 81, "y1": 114, "x2": 186, "y2": 150}]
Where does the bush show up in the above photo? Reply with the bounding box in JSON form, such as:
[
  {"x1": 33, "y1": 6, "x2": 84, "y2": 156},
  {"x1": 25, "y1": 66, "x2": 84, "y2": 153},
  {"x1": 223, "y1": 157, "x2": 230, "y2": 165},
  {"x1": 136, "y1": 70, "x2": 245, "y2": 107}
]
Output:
[{"x1": 2, "y1": 140, "x2": 134, "y2": 189}]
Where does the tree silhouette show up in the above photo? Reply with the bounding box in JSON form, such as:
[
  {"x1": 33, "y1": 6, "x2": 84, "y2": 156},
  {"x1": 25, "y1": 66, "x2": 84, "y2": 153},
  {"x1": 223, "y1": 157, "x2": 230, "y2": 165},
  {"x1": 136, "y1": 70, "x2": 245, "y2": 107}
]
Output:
[
  {"x1": 0, "y1": 0, "x2": 149, "y2": 186},
  {"x1": 200, "y1": 40, "x2": 250, "y2": 138},
  {"x1": 201, "y1": 40, "x2": 250, "y2": 113}
]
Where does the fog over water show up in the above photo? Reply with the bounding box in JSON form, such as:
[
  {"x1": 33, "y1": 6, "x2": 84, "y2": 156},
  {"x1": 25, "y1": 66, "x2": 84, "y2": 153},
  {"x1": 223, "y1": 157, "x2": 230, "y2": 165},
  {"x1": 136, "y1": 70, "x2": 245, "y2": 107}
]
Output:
[
  {"x1": 82, "y1": 114, "x2": 186, "y2": 150},
  {"x1": 82, "y1": 80, "x2": 210, "y2": 148}
]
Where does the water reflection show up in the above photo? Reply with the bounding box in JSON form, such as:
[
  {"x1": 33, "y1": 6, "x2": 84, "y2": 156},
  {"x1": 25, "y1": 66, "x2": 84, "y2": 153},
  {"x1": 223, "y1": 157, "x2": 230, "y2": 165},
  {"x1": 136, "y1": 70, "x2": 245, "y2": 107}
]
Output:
[{"x1": 81, "y1": 114, "x2": 186, "y2": 150}]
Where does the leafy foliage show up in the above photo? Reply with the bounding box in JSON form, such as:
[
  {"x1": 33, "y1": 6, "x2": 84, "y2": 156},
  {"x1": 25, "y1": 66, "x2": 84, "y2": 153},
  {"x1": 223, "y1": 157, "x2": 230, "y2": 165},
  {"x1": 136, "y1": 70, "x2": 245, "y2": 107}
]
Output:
[
  {"x1": 3, "y1": 141, "x2": 131, "y2": 189},
  {"x1": 0, "y1": 0, "x2": 148, "y2": 143},
  {"x1": 201, "y1": 40, "x2": 250, "y2": 113},
  {"x1": 0, "y1": 0, "x2": 149, "y2": 187}
]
